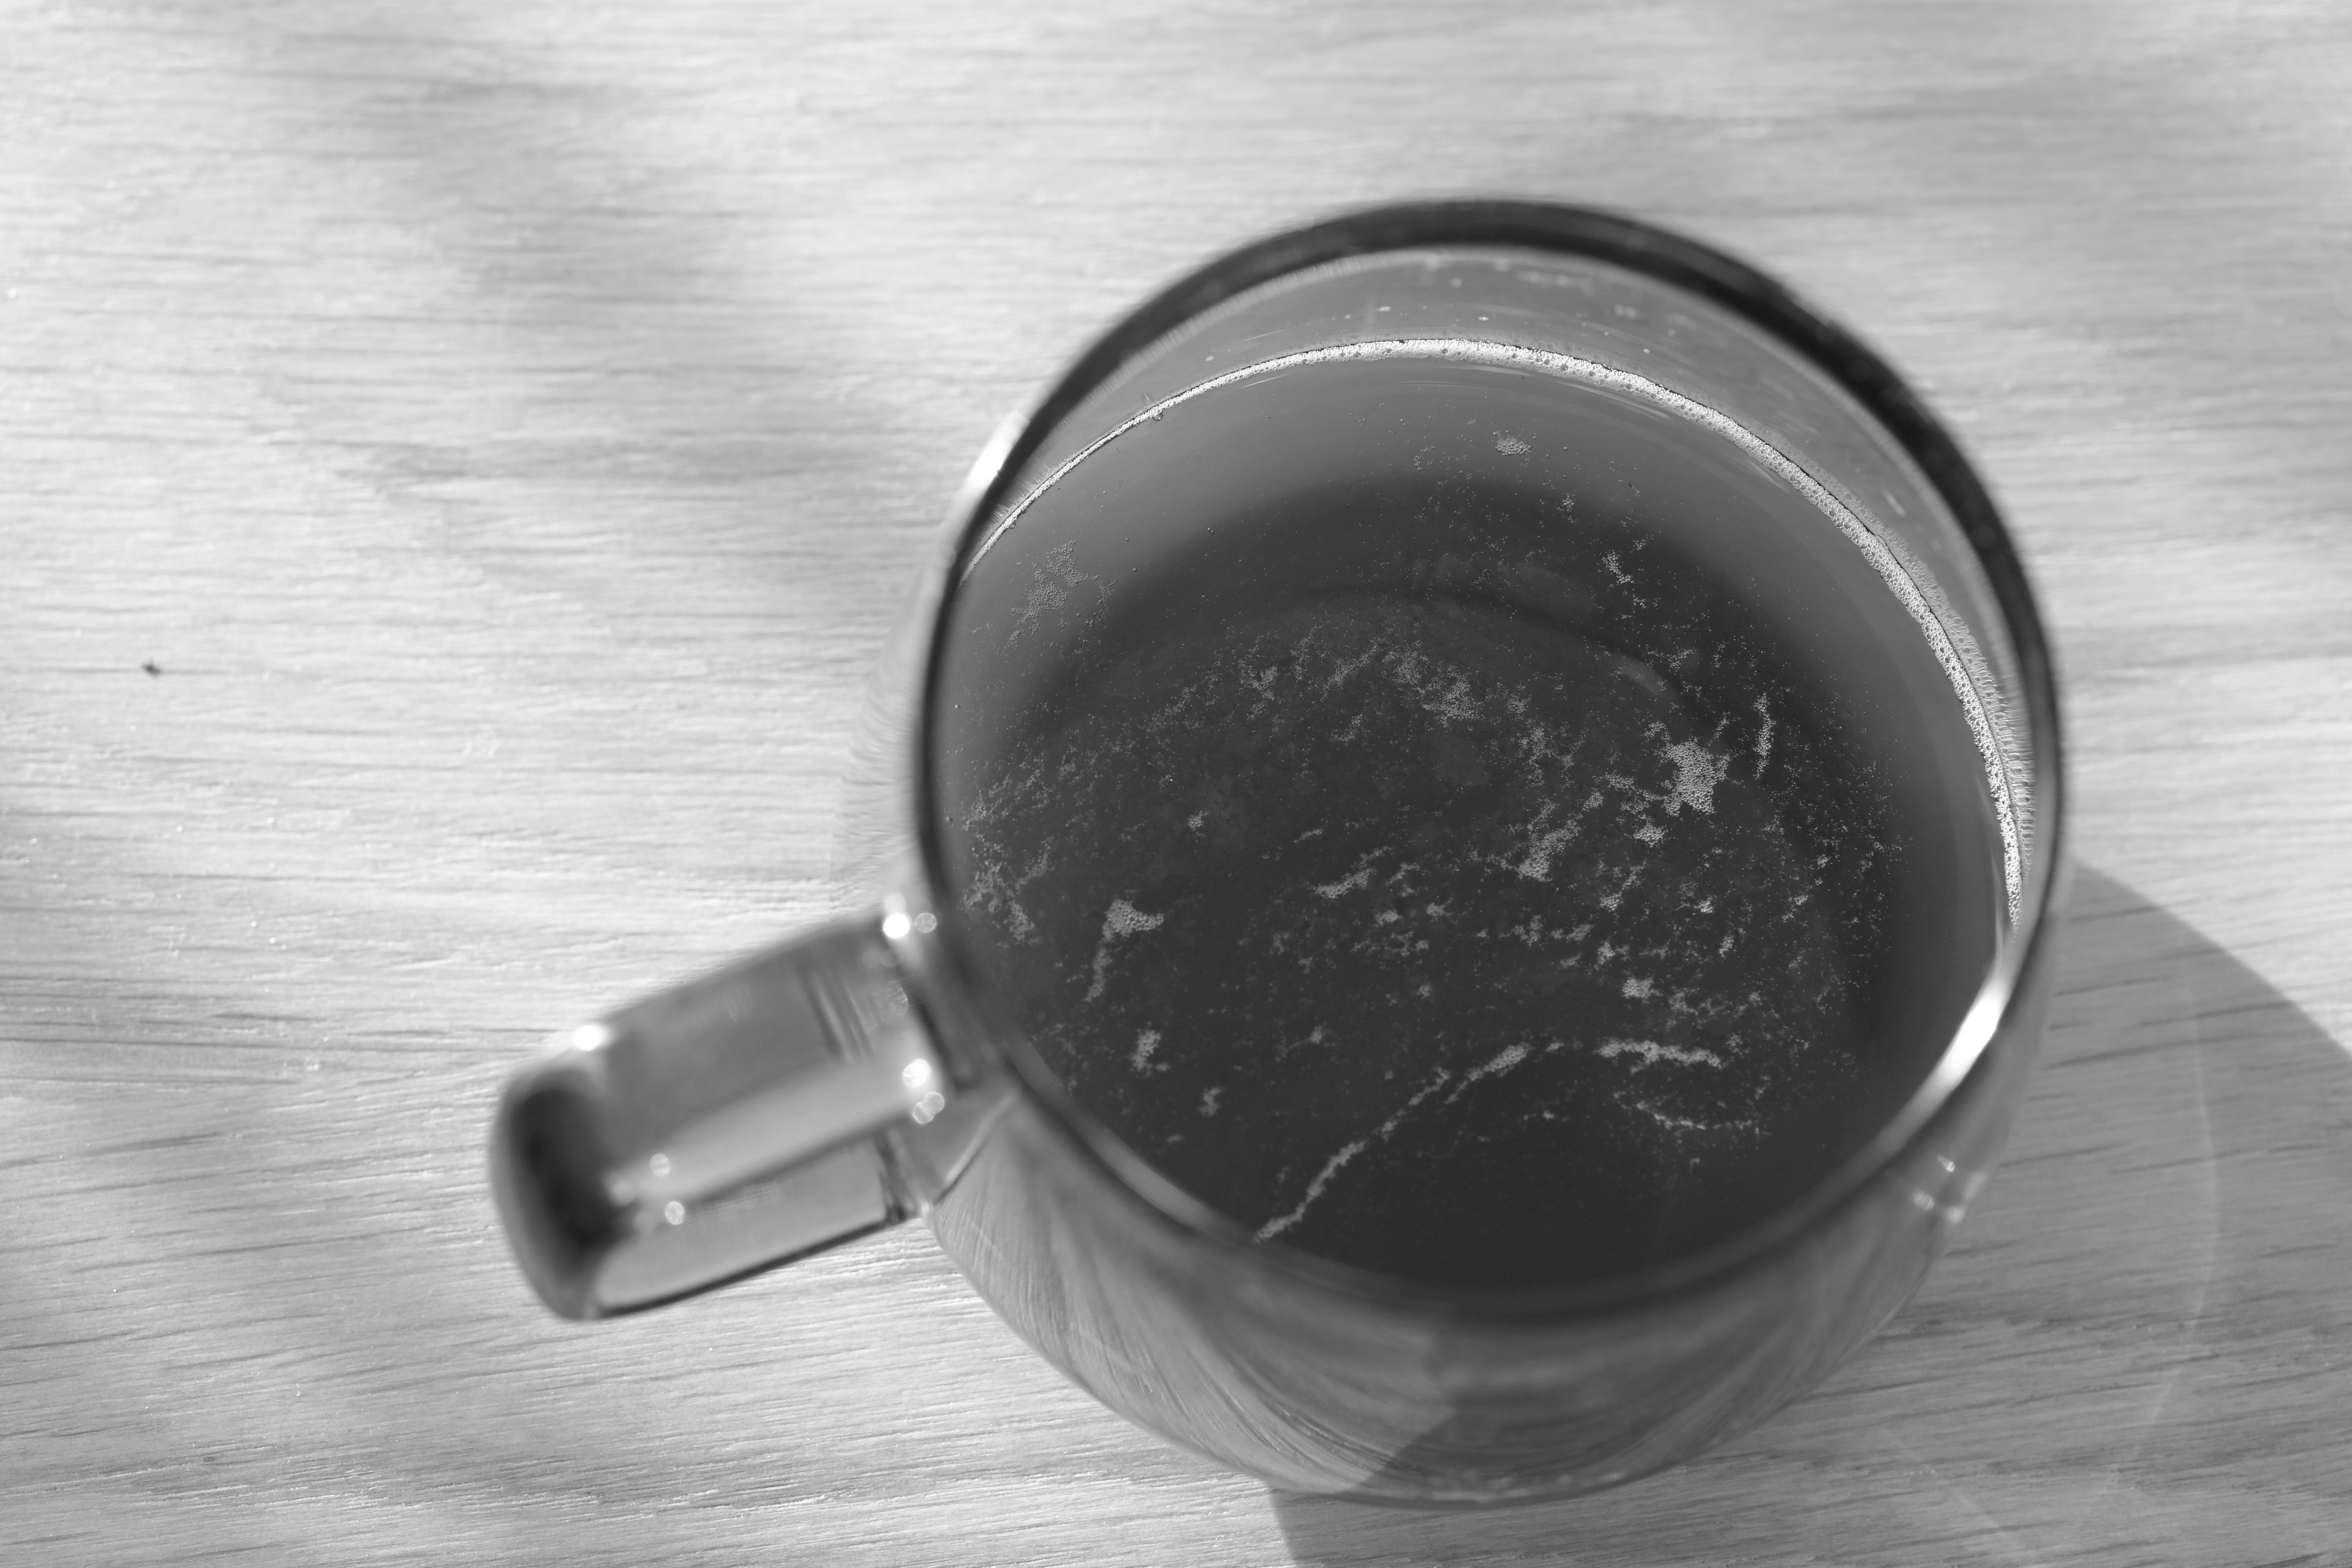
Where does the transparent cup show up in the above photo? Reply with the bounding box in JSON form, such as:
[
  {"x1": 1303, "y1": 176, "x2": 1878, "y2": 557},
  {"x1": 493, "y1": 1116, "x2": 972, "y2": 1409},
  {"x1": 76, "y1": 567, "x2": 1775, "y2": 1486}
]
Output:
[{"x1": 488, "y1": 201, "x2": 2064, "y2": 1503}]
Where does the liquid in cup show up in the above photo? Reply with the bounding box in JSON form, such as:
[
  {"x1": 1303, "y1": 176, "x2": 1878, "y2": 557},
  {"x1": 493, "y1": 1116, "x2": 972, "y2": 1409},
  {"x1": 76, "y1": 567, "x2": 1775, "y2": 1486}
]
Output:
[{"x1": 935, "y1": 341, "x2": 2016, "y2": 1291}]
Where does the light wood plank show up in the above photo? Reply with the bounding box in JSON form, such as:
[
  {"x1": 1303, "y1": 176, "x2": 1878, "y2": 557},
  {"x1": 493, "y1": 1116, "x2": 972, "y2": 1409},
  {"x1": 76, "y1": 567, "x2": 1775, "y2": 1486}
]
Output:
[{"x1": 6, "y1": 2, "x2": 2350, "y2": 1561}]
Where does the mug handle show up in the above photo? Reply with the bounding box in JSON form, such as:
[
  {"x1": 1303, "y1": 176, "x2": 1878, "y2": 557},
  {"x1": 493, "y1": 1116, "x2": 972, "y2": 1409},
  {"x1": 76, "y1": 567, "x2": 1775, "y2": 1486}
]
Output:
[{"x1": 488, "y1": 899, "x2": 1005, "y2": 1319}]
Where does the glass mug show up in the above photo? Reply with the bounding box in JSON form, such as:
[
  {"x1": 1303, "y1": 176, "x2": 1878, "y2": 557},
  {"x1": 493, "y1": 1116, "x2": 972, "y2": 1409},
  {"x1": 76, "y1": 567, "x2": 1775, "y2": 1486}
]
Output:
[{"x1": 489, "y1": 201, "x2": 2064, "y2": 1504}]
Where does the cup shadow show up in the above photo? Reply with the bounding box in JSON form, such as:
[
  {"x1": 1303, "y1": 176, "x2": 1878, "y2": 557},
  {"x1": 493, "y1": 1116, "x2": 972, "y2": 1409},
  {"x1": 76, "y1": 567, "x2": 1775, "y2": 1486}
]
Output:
[{"x1": 1271, "y1": 864, "x2": 2352, "y2": 1564}]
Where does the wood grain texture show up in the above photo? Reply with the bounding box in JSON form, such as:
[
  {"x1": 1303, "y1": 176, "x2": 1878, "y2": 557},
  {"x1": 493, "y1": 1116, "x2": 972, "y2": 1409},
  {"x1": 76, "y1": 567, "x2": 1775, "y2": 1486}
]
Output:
[{"x1": 5, "y1": 1, "x2": 2350, "y2": 1561}]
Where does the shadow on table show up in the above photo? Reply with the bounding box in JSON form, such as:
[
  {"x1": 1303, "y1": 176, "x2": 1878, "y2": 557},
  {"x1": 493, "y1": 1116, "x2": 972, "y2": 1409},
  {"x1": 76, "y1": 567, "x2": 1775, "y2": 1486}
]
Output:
[{"x1": 1272, "y1": 865, "x2": 2352, "y2": 1565}]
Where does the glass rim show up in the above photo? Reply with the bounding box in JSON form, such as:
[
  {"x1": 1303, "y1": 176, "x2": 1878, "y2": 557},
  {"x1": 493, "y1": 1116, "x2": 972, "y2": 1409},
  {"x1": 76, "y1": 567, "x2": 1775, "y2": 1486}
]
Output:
[{"x1": 908, "y1": 198, "x2": 2067, "y2": 1321}]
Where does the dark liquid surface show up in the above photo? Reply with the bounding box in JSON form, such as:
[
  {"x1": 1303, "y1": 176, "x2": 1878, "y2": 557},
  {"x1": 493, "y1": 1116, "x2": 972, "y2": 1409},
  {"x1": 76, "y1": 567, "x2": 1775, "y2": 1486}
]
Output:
[{"x1": 934, "y1": 350, "x2": 2006, "y2": 1291}]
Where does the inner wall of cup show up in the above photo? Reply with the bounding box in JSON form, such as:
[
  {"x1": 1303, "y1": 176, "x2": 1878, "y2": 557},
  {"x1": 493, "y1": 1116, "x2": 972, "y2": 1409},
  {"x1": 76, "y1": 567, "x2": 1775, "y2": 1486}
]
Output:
[
  {"x1": 921, "y1": 249, "x2": 2042, "y2": 1283},
  {"x1": 1017, "y1": 247, "x2": 2037, "y2": 874}
]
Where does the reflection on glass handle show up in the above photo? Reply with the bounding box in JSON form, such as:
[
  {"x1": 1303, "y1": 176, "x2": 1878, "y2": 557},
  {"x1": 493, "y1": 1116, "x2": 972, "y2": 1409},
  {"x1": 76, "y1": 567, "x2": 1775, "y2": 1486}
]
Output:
[{"x1": 488, "y1": 905, "x2": 998, "y2": 1320}]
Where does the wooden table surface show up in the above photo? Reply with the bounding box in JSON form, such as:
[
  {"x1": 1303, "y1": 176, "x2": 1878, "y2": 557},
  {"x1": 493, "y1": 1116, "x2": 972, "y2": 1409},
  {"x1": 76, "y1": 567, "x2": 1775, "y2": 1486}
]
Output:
[{"x1": 8, "y1": 2, "x2": 2352, "y2": 1561}]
